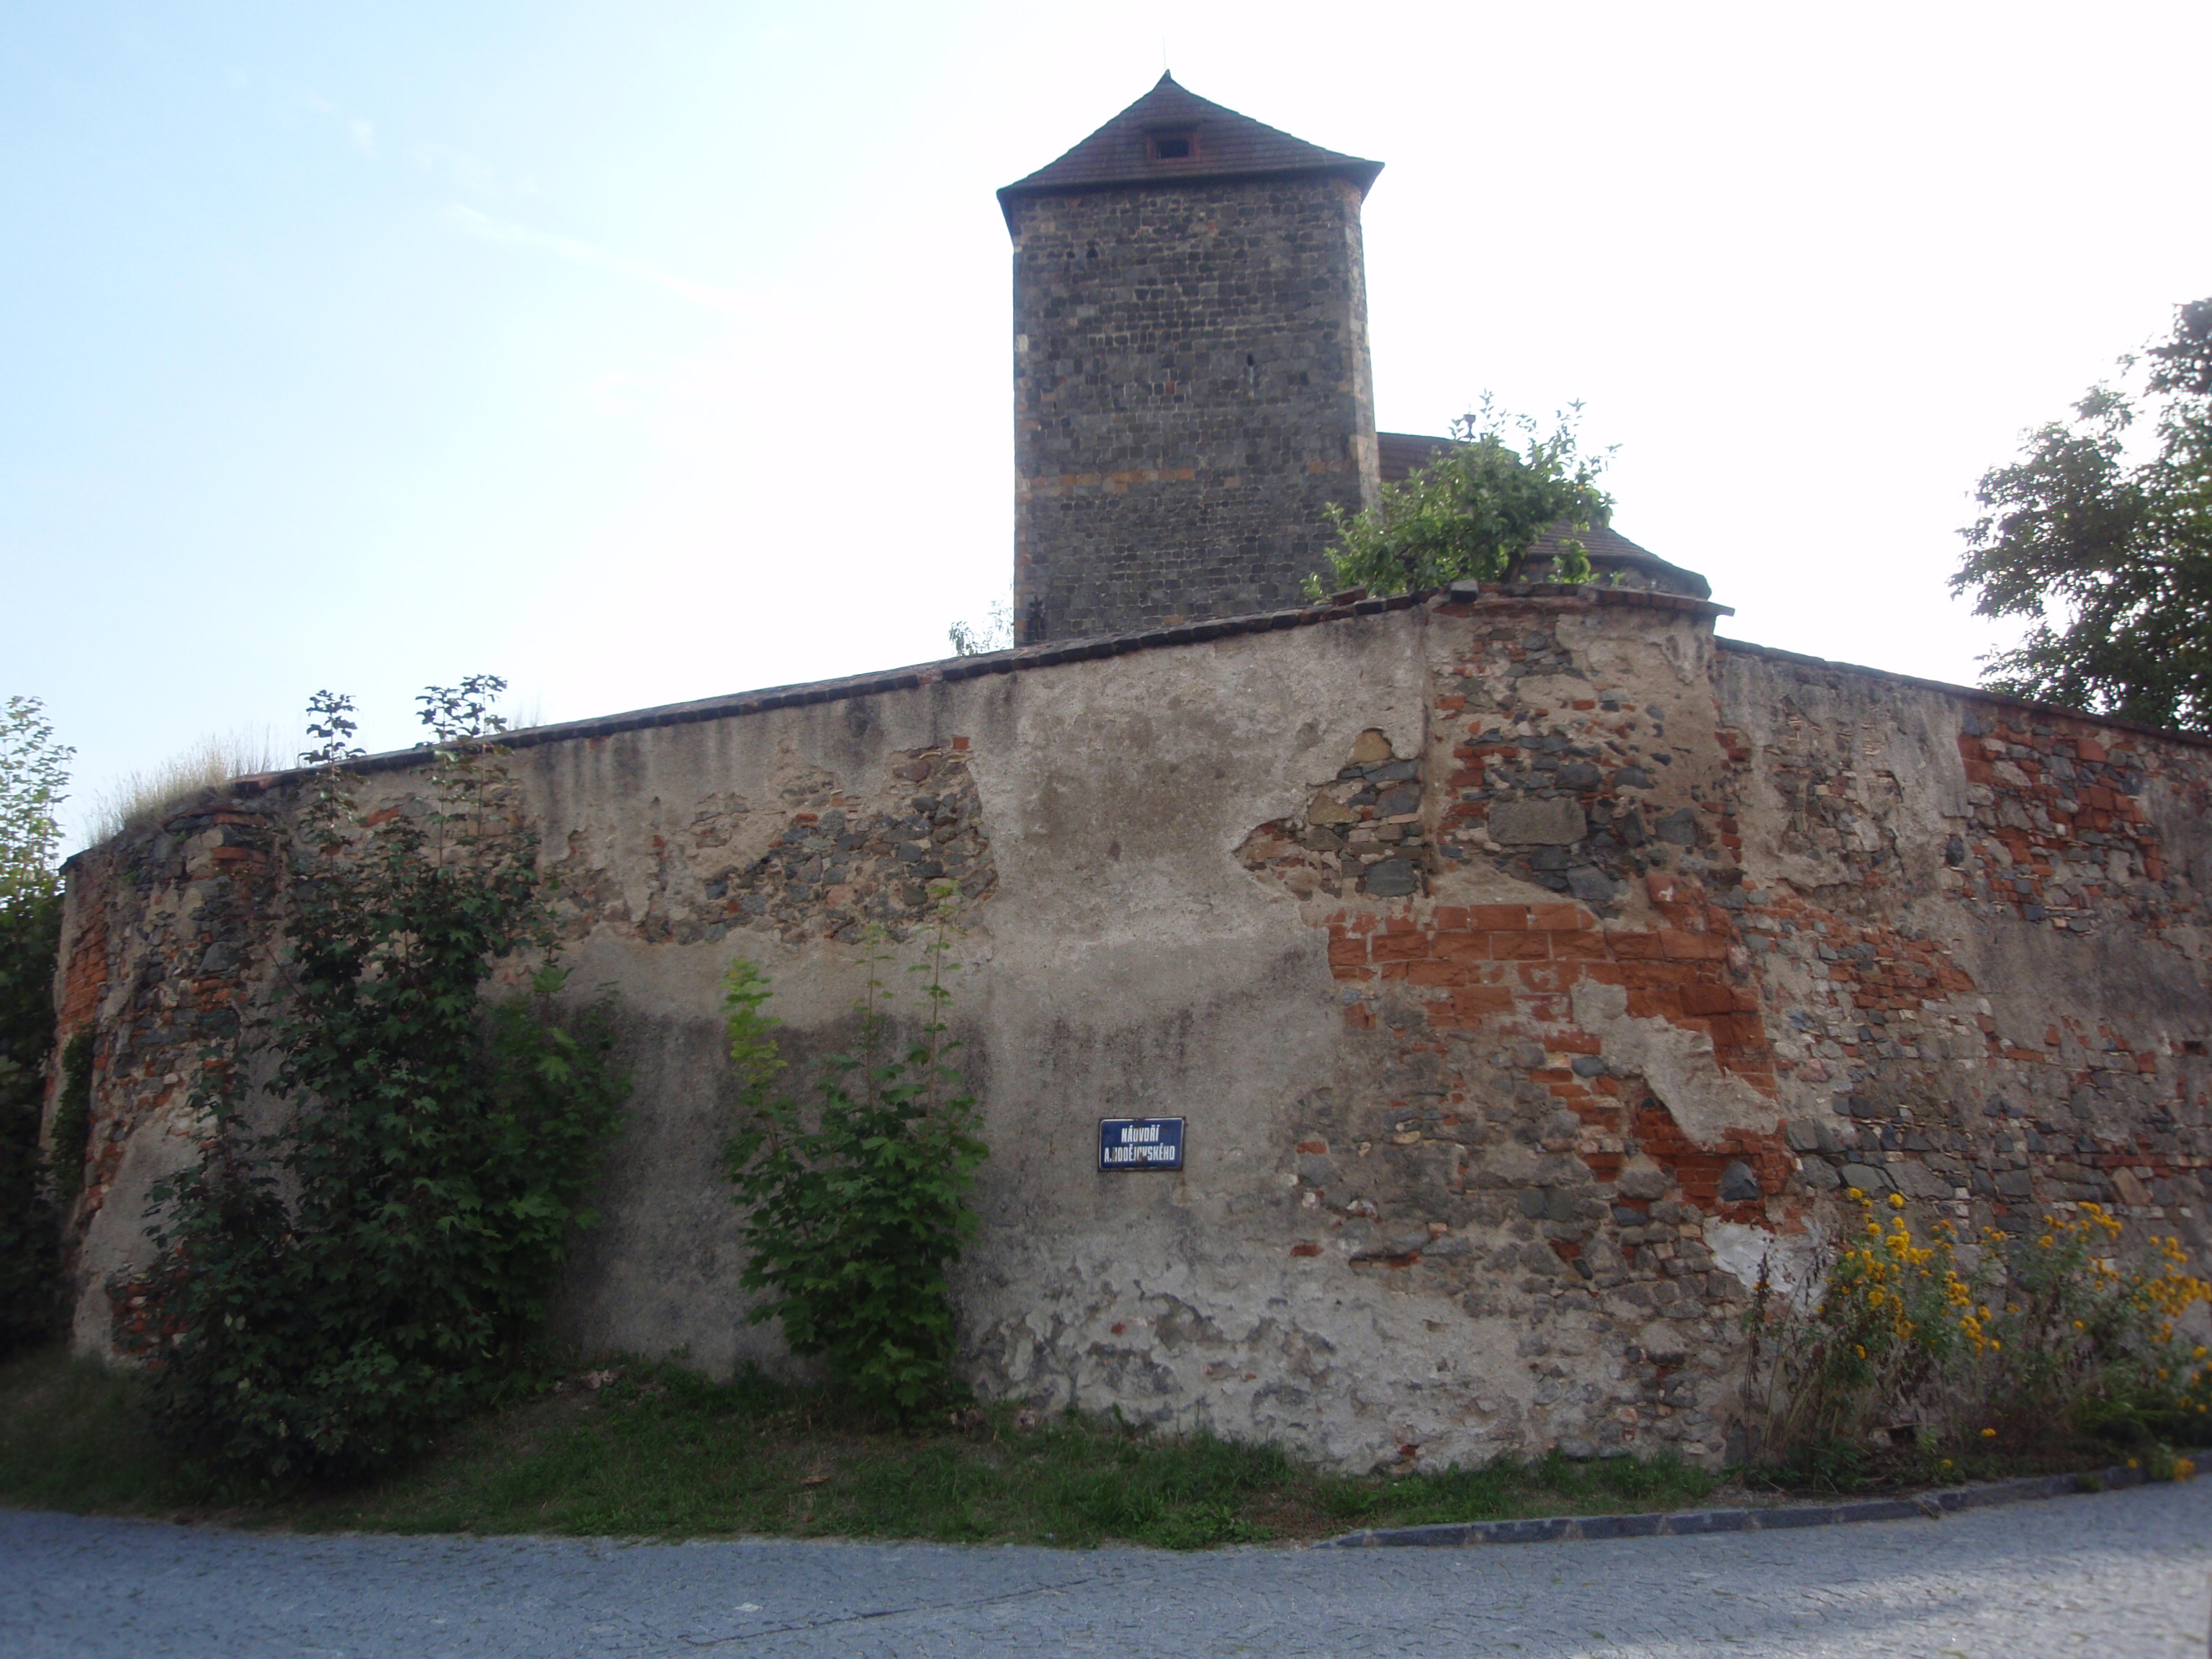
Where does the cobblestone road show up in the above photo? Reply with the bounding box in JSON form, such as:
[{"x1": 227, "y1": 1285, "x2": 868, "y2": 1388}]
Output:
[{"x1": 6, "y1": 1479, "x2": 2208, "y2": 1658}]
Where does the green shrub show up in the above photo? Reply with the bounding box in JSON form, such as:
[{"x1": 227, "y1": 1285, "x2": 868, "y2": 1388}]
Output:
[
  {"x1": 722, "y1": 916, "x2": 988, "y2": 1419},
  {"x1": 1308, "y1": 397, "x2": 1613, "y2": 598},
  {"x1": 134, "y1": 682, "x2": 630, "y2": 1480}
]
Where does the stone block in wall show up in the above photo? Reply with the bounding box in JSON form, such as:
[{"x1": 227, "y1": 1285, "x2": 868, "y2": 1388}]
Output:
[{"x1": 1488, "y1": 799, "x2": 1587, "y2": 846}]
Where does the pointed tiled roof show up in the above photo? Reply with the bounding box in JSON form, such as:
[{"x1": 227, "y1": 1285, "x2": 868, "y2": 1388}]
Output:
[{"x1": 997, "y1": 73, "x2": 1381, "y2": 226}]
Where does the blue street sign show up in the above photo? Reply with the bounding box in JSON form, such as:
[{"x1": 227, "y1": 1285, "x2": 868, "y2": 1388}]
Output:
[{"x1": 1098, "y1": 1116, "x2": 1185, "y2": 1172}]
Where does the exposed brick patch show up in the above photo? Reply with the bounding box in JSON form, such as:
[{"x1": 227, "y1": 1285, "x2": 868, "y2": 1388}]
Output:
[
  {"x1": 1322, "y1": 902, "x2": 1774, "y2": 1084},
  {"x1": 1630, "y1": 1100, "x2": 1792, "y2": 1224},
  {"x1": 53, "y1": 886, "x2": 109, "y2": 1038}
]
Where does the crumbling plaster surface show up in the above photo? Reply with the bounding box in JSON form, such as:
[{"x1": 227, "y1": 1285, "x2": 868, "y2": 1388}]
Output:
[
  {"x1": 544, "y1": 612, "x2": 1435, "y2": 1397},
  {"x1": 48, "y1": 595, "x2": 2212, "y2": 1474}
]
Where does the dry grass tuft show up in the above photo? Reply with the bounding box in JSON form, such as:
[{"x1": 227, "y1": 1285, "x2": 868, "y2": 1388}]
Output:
[{"x1": 87, "y1": 728, "x2": 282, "y2": 845}]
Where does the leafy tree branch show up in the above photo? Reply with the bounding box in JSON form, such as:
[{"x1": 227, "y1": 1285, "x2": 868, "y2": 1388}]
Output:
[
  {"x1": 0, "y1": 696, "x2": 71, "y2": 1356},
  {"x1": 1953, "y1": 298, "x2": 2212, "y2": 732}
]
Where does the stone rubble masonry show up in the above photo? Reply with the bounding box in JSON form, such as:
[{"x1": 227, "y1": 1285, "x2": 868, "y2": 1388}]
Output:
[
  {"x1": 42, "y1": 585, "x2": 2212, "y2": 1474},
  {"x1": 1009, "y1": 176, "x2": 1378, "y2": 643},
  {"x1": 44, "y1": 799, "x2": 284, "y2": 1357},
  {"x1": 554, "y1": 742, "x2": 998, "y2": 952}
]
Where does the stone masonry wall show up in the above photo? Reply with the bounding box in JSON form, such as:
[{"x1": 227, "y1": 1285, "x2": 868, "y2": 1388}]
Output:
[
  {"x1": 46, "y1": 591, "x2": 2212, "y2": 1472},
  {"x1": 1009, "y1": 176, "x2": 1377, "y2": 643},
  {"x1": 45, "y1": 797, "x2": 287, "y2": 1354}
]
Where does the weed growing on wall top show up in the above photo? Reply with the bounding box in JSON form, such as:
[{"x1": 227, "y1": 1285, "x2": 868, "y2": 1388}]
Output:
[
  {"x1": 1308, "y1": 397, "x2": 1614, "y2": 598},
  {"x1": 723, "y1": 903, "x2": 989, "y2": 1418},
  {"x1": 132, "y1": 680, "x2": 630, "y2": 1480},
  {"x1": 85, "y1": 727, "x2": 281, "y2": 845}
]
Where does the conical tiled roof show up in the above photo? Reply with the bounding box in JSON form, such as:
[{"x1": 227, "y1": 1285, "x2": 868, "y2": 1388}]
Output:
[{"x1": 997, "y1": 73, "x2": 1381, "y2": 226}]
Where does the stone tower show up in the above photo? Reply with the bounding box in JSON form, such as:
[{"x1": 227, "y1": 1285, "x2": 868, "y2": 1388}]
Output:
[{"x1": 999, "y1": 76, "x2": 1383, "y2": 644}]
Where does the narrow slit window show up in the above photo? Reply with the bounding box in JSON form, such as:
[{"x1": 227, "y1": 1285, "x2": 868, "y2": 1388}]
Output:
[{"x1": 1148, "y1": 130, "x2": 1196, "y2": 162}]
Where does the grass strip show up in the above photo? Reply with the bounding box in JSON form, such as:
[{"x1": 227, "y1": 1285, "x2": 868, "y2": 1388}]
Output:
[{"x1": 0, "y1": 1346, "x2": 1721, "y2": 1548}]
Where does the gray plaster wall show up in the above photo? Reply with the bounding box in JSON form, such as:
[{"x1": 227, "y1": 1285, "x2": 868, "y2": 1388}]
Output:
[
  {"x1": 50, "y1": 595, "x2": 2212, "y2": 1474},
  {"x1": 524, "y1": 615, "x2": 1426, "y2": 1408}
]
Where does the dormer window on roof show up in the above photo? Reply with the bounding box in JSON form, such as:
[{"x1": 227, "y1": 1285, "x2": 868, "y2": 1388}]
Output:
[{"x1": 1147, "y1": 127, "x2": 1197, "y2": 163}]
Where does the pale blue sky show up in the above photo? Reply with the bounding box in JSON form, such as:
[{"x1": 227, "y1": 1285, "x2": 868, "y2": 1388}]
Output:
[{"x1": 6, "y1": 1, "x2": 2208, "y2": 846}]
